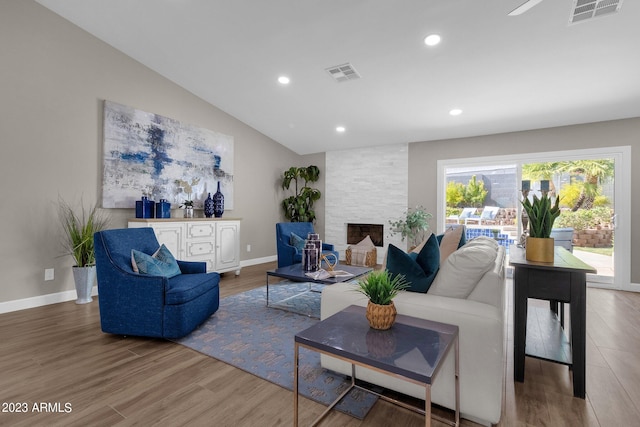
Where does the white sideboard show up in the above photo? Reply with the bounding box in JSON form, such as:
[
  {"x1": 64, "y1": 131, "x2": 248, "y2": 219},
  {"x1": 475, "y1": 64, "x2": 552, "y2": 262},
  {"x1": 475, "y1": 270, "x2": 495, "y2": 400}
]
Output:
[{"x1": 128, "y1": 218, "x2": 241, "y2": 275}]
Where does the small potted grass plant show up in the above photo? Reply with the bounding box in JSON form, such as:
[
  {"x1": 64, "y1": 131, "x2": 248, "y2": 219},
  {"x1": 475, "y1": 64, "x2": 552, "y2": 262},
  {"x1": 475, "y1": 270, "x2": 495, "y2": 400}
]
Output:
[
  {"x1": 355, "y1": 270, "x2": 409, "y2": 330},
  {"x1": 58, "y1": 197, "x2": 110, "y2": 304}
]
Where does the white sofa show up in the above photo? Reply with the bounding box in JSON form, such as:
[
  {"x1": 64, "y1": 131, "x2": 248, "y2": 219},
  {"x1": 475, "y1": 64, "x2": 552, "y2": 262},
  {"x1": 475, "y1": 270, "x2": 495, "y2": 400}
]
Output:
[{"x1": 321, "y1": 238, "x2": 507, "y2": 426}]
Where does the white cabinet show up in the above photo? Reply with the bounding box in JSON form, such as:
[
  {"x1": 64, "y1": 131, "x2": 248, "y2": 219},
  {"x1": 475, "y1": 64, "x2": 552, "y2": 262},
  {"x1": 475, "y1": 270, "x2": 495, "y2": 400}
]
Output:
[{"x1": 128, "y1": 218, "x2": 241, "y2": 275}]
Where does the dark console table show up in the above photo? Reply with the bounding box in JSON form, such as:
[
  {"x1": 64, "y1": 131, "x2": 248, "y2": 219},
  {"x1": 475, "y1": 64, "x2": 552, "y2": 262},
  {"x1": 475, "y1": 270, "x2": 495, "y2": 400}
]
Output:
[{"x1": 510, "y1": 245, "x2": 596, "y2": 398}]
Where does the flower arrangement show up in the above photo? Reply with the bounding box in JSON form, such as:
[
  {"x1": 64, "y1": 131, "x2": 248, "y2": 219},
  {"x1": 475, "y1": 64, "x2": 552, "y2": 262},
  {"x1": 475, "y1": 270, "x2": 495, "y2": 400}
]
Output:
[{"x1": 175, "y1": 178, "x2": 200, "y2": 208}]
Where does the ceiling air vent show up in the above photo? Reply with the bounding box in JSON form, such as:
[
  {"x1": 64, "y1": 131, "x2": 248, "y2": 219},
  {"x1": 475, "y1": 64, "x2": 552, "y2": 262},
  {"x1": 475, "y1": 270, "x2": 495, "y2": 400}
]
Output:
[
  {"x1": 570, "y1": 0, "x2": 623, "y2": 24},
  {"x1": 325, "y1": 63, "x2": 361, "y2": 82}
]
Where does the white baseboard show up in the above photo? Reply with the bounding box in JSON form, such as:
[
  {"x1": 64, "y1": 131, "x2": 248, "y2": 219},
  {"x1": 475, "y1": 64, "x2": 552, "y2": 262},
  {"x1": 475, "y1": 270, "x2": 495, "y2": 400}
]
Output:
[
  {"x1": 0, "y1": 288, "x2": 99, "y2": 314},
  {"x1": 627, "y1": 282, "x2": 640, "y2": 292},
  {"x1": 240, "y1": 255, "x2": 277, "y2": 268}
]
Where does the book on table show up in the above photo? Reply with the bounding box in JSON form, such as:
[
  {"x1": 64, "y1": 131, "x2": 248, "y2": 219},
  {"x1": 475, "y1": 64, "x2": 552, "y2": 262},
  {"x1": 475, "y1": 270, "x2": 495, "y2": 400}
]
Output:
[{"x1": 305, "y1": 269, "x2": 354, "y2": 280}]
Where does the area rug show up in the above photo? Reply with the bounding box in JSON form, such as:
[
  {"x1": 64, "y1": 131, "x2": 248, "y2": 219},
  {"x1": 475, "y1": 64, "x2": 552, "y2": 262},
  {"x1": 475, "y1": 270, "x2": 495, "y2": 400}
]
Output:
[{"x1": 174, "y1": 282, "x2": 378, "y2": 419}]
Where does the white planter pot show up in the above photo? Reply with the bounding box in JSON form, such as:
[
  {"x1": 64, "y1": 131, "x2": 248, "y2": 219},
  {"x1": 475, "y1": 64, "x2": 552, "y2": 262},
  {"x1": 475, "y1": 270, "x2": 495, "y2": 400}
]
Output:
[{"x1": 72, "y1": 265, "x2": 96, "y2": 304}]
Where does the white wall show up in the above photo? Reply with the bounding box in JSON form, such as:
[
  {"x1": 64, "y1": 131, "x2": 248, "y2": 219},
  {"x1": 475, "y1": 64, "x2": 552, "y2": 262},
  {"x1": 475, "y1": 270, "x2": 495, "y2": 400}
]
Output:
[{"x1": 325, "y1": 144, "x2": 410, "y2": 263}]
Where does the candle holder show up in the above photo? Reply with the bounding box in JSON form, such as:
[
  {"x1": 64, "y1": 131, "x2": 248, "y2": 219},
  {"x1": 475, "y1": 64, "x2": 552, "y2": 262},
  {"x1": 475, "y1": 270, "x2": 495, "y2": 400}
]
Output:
[{"x1": 540, "y1": 180, "x2": 549, "y2": 197}]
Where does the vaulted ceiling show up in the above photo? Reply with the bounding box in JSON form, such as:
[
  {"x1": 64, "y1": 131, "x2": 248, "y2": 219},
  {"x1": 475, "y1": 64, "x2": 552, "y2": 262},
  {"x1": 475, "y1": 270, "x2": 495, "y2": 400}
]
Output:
[{"x1": 36, "y1": 0, "x2": 640, "y2": 154}]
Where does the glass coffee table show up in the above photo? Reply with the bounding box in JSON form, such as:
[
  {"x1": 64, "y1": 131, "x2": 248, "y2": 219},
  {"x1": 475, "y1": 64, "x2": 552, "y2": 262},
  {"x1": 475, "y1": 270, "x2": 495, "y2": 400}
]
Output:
[
  {"x1": 265, "y1": 263, "x2": 372, "y2": 317},
  {"x1": 294, "y1": 305, "x2": 460, "y2": 427}
]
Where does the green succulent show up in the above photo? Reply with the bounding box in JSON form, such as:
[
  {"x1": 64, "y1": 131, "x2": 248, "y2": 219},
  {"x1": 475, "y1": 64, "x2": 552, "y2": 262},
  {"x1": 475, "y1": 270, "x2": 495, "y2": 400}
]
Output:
[{"x1": 521, "y1": 194, "x2": 561, "y2": 238}]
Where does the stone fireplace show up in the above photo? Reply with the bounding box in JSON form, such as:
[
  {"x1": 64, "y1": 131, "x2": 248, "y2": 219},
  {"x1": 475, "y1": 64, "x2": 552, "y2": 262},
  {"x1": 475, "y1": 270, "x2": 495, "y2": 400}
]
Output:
[
  {"x1": 347, "y1": 223, "x2": 384, "y2": 247},
  {"x1": 324, "y1": 144, "x2": 409, "y2": 265}
]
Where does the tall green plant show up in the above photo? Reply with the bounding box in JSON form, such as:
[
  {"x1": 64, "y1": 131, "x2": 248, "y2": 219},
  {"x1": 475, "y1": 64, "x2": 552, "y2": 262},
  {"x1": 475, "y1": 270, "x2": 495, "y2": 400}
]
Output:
[
  {"x1": 521, "y1": 194, "x2": 561, "y2": 238},
  {"x1": 281, "y1": 165, "x2": 321, "y2": 222},
  {"x1": 58, "y1": 198, "x2": 110, "y2": 267}
]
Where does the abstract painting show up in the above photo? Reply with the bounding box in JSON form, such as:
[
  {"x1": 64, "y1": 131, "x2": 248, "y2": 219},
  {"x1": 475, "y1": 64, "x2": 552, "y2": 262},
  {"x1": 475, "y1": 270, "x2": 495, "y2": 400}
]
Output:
[{"x1": 102, "y1": 100, "x2": 234, "y2": 210}]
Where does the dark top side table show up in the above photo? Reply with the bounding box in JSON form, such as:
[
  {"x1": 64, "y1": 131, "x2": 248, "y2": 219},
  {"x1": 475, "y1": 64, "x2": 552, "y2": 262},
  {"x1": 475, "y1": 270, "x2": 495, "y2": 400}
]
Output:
[{"x1": 509, "y1": 245, "x2": 596, "y2": 398}]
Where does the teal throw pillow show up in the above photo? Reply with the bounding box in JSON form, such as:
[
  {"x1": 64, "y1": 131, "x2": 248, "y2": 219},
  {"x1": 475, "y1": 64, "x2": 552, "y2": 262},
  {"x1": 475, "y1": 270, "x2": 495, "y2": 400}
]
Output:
[
  {"x1": 153, "y1": 244, "x2": 179, "y2": 266},
  {"x1": 290, "y1": 232, "x2": 306, "y2": 252},
  {"x1": 386, "y1": 244, "x2": 428, "y2": 292},
  {"x1": 386, "y1": 235, "x2": 440, "y2": 293},
  {"x1": 131, "y1": 245, "x2": 182, "y2": 278},
  {"x1": 414, "y1": 233, "x2": 440, "y2": 283}
]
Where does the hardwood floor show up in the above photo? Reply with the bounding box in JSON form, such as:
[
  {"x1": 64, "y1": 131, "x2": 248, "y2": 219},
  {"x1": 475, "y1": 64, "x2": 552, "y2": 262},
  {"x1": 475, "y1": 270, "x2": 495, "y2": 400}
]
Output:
[{"x1": 0, "y1": 262, "x2": 639, "y2": 426}]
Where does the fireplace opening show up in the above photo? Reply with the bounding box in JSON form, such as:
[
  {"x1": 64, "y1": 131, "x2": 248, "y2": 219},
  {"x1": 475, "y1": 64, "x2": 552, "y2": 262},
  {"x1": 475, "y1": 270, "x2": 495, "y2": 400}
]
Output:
[{"x1": 347, "y1": 223, "x2": 384, "y2": 247}]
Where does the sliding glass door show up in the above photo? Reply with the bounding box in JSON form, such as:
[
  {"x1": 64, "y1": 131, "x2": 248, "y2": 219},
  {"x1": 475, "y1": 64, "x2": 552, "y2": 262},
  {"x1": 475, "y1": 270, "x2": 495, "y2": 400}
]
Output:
[{"x1": 437, "y1": 147, "x2": 631, "y2": 291}]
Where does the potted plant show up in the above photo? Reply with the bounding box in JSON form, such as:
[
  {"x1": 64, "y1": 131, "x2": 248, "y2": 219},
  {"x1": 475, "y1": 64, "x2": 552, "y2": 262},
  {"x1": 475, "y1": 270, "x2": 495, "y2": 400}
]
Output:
[
  {"x1": 355, "y1": 270, "x2": 409, "y2": 330},
  {"x1": 388, "y1": 205, "x2": 432, "y2": 249},
  {"x1": 175, "y1": 178, "x2": 200, "y2": 218},
  {"x1": 281, "y1": 165, "x2": 321, "y2": 222},
  {"x1": 521, "y1": 193, "x2": 561, "y2": 262},
  {"x1": 58, "y1": 198, "x2": 110, "y2": 304}
]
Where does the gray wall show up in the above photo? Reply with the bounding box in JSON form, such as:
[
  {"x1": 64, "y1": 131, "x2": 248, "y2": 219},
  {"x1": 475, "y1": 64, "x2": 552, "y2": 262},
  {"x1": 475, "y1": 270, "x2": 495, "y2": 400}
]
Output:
[
  {"x1": 408, "y1": 118, "x2": 640, "y2": 283},
  {"x1": 0, "y1": 0, "x2": 303, "y2": 303}
]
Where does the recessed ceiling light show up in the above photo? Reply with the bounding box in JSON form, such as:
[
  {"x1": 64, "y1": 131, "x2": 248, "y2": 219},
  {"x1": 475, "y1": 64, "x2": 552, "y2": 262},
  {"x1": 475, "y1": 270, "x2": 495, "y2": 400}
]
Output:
[
  {"x1": 336, "y1": 126, "x2": 346, "y2": 133},
  {"x1": 424, "y1": 34, "x2": 441, "y2": 46},
  {"x1": 449, "y1": 108, "x2": 463, "y2": 116},
  {"x1": 278, "y1": 76, "x2": 290, "y2": 85}
]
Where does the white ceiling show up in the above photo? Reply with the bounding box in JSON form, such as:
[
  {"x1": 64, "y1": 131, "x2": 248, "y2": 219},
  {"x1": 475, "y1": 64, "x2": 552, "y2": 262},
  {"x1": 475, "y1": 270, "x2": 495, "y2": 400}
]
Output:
[{"x1": 36, "y1": 0, "x2": 640, "y2": 155}]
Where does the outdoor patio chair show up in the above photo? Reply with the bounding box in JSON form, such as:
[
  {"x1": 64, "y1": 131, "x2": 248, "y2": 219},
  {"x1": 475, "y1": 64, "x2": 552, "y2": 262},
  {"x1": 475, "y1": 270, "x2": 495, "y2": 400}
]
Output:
[
  {"x1": 465, "y1": 206, "x2": 500, "y2": 225},
  {"x1": 447, "y1": 207, "x2": 477, "y2": 224}
]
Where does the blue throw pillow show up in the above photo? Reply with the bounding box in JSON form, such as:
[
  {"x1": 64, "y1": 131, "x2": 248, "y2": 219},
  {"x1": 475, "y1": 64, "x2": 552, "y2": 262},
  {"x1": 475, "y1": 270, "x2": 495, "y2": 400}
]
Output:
[
  {"x1": 386, "y1": 245, "x2": 428, "y2": 292},
  {"x1": 414, "y1": 233, "x2": 440, "y2": 283},
  {"x1": 290, "y1": 232, "x2": 306, "y2": 252},
  {"x1": 386, "y1": 235, "x2": 440, "y2": 293},
  {"x1": 131, "y1": 245, "x2": 182, "y2": 278},
  {"x1": 153, "y1": 244, "x2": 179, "y2": 266}
]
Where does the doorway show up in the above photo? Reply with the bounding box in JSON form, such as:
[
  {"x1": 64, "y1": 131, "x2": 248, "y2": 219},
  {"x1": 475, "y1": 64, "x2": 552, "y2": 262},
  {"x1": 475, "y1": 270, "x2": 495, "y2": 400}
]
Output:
[{"x1": 437, "y1": 146, "x2": 631, "y2": 291}]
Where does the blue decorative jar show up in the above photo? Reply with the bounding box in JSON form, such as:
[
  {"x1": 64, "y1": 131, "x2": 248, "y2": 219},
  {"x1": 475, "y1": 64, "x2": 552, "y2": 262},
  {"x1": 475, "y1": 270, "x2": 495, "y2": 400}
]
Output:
[
  {"x1": 156, "y1": 199, "x2": 171, "y2": 218},
  {"x1": 136, "y1": 196, "x2": 155, "y2": 218},
  {"x1": 204, "y1": 193, "x2": 215, "y2": 218},
  {"x1": 213, "y1": 182, "x2": 224, "y2": 218}
]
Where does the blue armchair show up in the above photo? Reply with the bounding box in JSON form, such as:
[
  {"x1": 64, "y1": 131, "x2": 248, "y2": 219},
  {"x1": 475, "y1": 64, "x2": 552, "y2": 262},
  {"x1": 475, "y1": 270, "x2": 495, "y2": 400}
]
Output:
[
  {"x1": 94, "y1": 228, "x2": 220, "y2": 339},
  {"x1": 276, "y1": 222, "x2": 339, "y2": 268}
]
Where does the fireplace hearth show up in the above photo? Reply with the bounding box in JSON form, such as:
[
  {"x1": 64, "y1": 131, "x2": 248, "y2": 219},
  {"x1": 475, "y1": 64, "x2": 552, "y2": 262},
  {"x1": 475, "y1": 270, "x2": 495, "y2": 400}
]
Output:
[{"x1": 347, "y1": 223, "x2": 383, "y2": 247}]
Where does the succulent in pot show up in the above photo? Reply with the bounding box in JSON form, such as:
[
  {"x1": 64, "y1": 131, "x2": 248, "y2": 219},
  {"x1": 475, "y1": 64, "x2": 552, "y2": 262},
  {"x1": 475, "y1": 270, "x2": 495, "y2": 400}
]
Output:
[
  {"x1": 521, "y1": 193, "x2": 561, "y2": 262},
  {"x1": 521, "y1": 193, "x2": 561, "y2": 238}
]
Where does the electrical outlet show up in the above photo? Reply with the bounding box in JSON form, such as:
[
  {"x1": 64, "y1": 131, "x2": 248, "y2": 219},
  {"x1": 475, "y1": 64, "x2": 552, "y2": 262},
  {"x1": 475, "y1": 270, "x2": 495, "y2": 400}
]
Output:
[
  {"x1": 246, "y1": 244, "x2": 251, "y2": 252},
  {"x1": 44, "y1": 268, "x2": 55, "y2": 281}
]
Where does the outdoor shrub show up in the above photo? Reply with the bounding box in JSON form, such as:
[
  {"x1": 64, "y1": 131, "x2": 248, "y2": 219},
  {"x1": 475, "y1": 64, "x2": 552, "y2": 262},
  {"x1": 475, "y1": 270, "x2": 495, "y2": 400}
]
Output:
[{"x1": 555, "y1": 207, "x2": 612, "y2": 231}]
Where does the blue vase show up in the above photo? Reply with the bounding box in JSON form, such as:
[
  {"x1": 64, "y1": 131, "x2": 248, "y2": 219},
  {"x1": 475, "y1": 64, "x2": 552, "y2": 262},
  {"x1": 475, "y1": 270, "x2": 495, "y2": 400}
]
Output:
[
  {"x1": 213, "y1": 182, "x2": 224, "y2": 218},
  {"x1": 204, "y1": 193, "x2": 215, "y2": 218}
]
